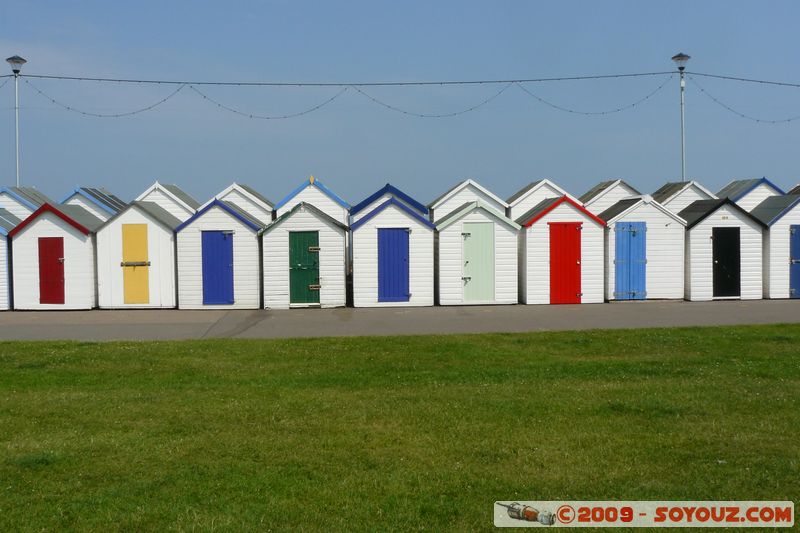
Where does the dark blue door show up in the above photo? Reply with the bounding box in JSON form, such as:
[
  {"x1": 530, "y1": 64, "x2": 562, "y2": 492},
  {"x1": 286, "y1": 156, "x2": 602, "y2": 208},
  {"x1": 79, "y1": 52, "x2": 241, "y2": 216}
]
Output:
[
  {"x1": 202, "y1": 231, "x2": 234, "y2": 305},
  {"x1": 791, "y1": 225, "x2": 800, "y2": 299},
  {"x1": 614, "y1": 222, "x2": 646, "y2": 300},
  {"x1": 378, "y1": 228, "x2": 410, "y2": 302}
]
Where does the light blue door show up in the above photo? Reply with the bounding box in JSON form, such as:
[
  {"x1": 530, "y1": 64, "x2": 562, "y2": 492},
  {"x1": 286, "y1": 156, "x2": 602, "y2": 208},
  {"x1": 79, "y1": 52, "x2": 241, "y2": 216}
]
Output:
[
  {"x1": 614, "y1": 222, "x2": 646, "y2": 300},
  {"x1": 791, "y1": 225, "x2": 800, "y2": 299}
]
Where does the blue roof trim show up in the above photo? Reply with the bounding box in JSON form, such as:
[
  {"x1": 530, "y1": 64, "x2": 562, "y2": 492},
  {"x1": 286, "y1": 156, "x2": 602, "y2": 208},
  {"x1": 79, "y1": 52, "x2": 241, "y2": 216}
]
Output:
[
  {"x1": 175, "y1": 198, "x2": 262, "y2": 233},
  {"x1": 350, "y1": 184, "x2": 428, "y2": 217},
  {"x1": 351, "y1": 197, "x2": 436, "y2": 231},
  {"x1": 731, "y1": 177, "x2": 785, "y2": 201},
  {"x1": 59, "y1": 187, "x2": 116, "y2": 215},
  {"x1": 0, "y1": 187, "x2": 37, "y2": 211},
  {"x1": 273, "y1": 178, "x2": 350, "y2": 211}
]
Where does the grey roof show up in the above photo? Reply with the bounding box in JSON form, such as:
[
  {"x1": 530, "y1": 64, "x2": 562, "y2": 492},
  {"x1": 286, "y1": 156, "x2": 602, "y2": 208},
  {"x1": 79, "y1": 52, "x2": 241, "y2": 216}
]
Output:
[
  {"x1": 134, "y1": 201, "x2": 182, "y2": 230},
  {"x1": 9, "y1": 186, "x2": 54, "y2": 207},
  {"x1": 222, "y1": 201, "x2": 267, "y2": 229},
  {"x1": 57, "y1": 204, "x2": 105, "y2": 232},
  {"x1": 716, "y1": 179, "x2": 763, "y2": 200},
  {"x1": 749, "y1": 195, "x2": 800, "y2": 226},
  {"x1": 260, "y1": 201, "x2": 347, "y2": 235},
  {"x1": 428, "y1": 181, "x2": 464, "y2": 208},
  {"x1": 507, "y1": 180, "x2": 546, "y2": 203},
  {"x1": 677, "y1": 198, "x2": 766, "y2": 229},
  {"x1": 236, "y1": 183, "x2": 274, "y2": 208},
  {"x1": 579, "y1": 180, "x2": 640, "y2": 204},
  {"x1": 788, "y1": 184, "x2": 800, "y2": 195},
  {"x1": 597, "y1": 197, "x2": 642, "y2": 223},
  {"x1": 651, "y1": 182, "x2": 687, "y2": 204},
  {"x1": 0, "y1": 208, "x2": 21, "y2": 234},
  {"x1": 161, "y1": 184, "x2": 200, "y2": 210},
  {"x1": 514, "y1": 196, "x2": 561, "y2": 226},
  {"x1": 81, "y1": 187, "x2": 127, "y2": 211}
]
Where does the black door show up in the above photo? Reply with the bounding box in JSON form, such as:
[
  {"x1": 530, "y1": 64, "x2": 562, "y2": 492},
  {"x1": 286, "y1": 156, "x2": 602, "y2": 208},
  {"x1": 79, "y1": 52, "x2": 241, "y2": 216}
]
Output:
[{"x1": 712, "y1": 227, "x2": 741, "y2": 298}]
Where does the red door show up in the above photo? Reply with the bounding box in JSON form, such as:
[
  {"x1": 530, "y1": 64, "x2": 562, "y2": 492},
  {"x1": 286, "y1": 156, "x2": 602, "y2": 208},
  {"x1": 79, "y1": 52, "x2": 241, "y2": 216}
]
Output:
[
  {"x1": 549, "y1": 222, "x2": 581, "y2": 304},
  {"x1": 38, "y1": 237, "x2": 65, "y2": 304}
]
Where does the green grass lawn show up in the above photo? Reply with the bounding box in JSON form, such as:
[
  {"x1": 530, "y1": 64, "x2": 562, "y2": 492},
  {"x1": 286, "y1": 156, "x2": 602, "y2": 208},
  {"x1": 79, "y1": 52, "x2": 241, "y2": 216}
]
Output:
[{"x1": 1, "y1": 325, "x2": 799, "y2": 531}]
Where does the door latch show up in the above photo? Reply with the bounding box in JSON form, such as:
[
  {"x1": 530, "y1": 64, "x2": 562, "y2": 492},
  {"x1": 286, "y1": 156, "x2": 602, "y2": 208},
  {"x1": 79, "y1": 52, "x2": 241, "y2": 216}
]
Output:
[
  {"x1": 120, "y1": 261, "x2": 151, "y2": 267},
  {"x1": 308, "y1": 246, "x2": 320, "y2": 252},
  {"x1": 308, "y1": 284, "x2": 321, "y2": 291}
]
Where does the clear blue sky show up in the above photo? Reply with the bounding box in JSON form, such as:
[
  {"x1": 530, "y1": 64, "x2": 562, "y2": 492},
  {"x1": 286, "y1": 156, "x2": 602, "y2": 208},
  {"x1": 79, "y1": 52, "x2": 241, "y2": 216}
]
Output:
[{"x1": 1, "y1": 1, "x2": 799, "y2": 205}]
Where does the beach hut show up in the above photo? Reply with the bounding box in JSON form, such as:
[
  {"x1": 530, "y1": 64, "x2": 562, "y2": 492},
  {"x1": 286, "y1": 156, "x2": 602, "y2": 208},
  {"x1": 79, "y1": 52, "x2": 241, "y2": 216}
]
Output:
[
  {"x1": 579, "y1": 179, "x2": 640, "y2": 214},
  {"x1": 60, "y1": 187, "x2": 127, "y2": 221},
  {"x1": 0, "y1": 186, "x2": 54, "y2": 220},
  {"x1": 517, "y1": 196, "x2": 605, "y2": 305},
  {"x1": 176, "y1": 199, "x2": 265, "y2": 309},
  {"x1": 274, "y1": 176, "x2": 349, "y2": 225},
  {"x1": 716, "y1": 178, "x2": 785, "y2": 211},
  {"x1": 135, "y1": 181, "x2": 199, "y2": 222},
  {"x1": 506, "y1": 179, "x2": 577, "y2": 221},
  {"x1": 435, "y1": 201, "x2": 520, "y2": 305},
  {"x1": 679, "y1": 199, "x2": 765, "y2": 301},
  {"x1": 200, "y1": 183, "x2": 273, "y2": 224},
  {"x1": 96, "y1": 201, "x2": 181, "y2": 309},
  {"x1": 9, "y1": 203, "x2": 103, "y2": 310},
  {"x1": 651, "y1": 181, "x2": 716, "y2": 213},
  {"x1": 598, "y1": 195, "x2": 686, "y2": 301},
  {"x1": 352, "y1": 197, "x2": 436, "y2": 307},
  {"x1": 428, "y1": 179, "x2": 508, "y2": 222},
  {"x1": 0, "y1": 209, "x2": 21, "y2": 310},
  {"x1": 261, "y1": 202, "x2": 347, "y2": 309},
  {"x1": 750, "y1": 195, "x2": 800, "y2": 299},
  {"x1": 350, "y1": 184, "x2": 428, "y2": 224}
]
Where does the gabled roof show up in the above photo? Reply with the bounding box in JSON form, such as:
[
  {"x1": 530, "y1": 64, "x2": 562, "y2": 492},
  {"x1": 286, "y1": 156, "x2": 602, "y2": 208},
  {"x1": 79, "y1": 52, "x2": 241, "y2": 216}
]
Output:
[
  {"x1": 515, "y1": 195, "x2": 605, "y2": 228},
  {"x1": 0, "y1": 208, "x2": 21, "y2": 236},
  {"x1": 0, "y1": 186, "x2": 55, "y2": 211},
  {"x1": 260, "y1": 201, "x2": 348, "y2": 235},
  {"x1": 99, "y1": 201, "x2": 183, "y2": 232},
  {"x1": 788, "y1": 184, "x2": 800, "y2": 195},
  {"x1": 652, "y1": 181, "x2": 716, "y2": 204},
  {"x1": 135, "y1": 181, "x2": 200, "y2": 212},
  {"x1": 175, "y1": 198, "x2": 265, "y2": 233},
  {"x1": 677, "y1": 198, "x2": 767, "y2": 229},
  {"x1": 579, "y1": 179, "x2": 640, "y2": 205},
  {"x1": 273, "y1": 175, "x2": 350, "y2": 211},
  {"x1": 351, "y1": 197, "x2": 436, "y2": 231},
  {"x1": 350, "y1": 184, "x2": 428, "y2": 217},
  {"x1": 428, "y1": 179, "x2": 508, "y2": 210},
  {"x1": 435, "y1": 201, "x2": 520, "y2": 231},
  {"x1": 60, "y1": 186, "x2": 127, "y2": 215},
  {"x1": 202, "y1": 182, "x2": 274, "y2": 211},
  {"x1": 749, "y1": 194, "x2": 800, "y2": 227},
  {"x1": 236, "y1": 183, "x2": 274, "y2": 208},
  {"x1": 716, "y1": 177, "x2": 785, "y2": 201},
  {"x1": 598, "y1": 195, "x2": 686, "y2": 226},
  {"x1": 507, "y1": 179, "x2": 575, "y2": 205},
  {"x1": 8, "y1": 203, "x2": 104, "y2": 238}
]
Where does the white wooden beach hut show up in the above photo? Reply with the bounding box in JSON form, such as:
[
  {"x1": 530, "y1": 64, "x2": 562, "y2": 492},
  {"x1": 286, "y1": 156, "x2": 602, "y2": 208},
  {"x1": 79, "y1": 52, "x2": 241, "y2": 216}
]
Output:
[
  {"x1": 176, "y1": 199, "x2": 265, "y2": 309},
  {"x1": 428, "y1": 179, "x2": 508, "y2": 222},
  {"x1": 261, "y1": 202, "x2": 347, "y2": 309},
  {"x1": 60, "y1": 187, "x2": 127, "y2": 222},
  {"x1": 678, "y1": 199, "x2": 765, "y2": 301},
  {"x1": 598, "y1": 195, "x2": 686, "y2": 301},
  {"x1": 651, "y1": 181, "x2": 717, "y2": 213},
  {"x1": 716, "y1": 177, "x2": 785, "y2": 212},
  {"x1": 435, "y1": 201, "x2": 520, "y2": 305},
  {"x1": 9, "y1": 204, "x2": 103, "y2": 310},
  {"x1": 579, "y1": 179, "x2": 640, "y2": 214},
  {"x1": 352, "y1": 197, "x2": 436, "y2": 307},
  {"x1": 0, "y1": 209, "x2": 21, "y2": 310},
  {"x1": 517, "y1": 196, "x2": 605, "y2": 305},
  {"x1": 749, "y1": 195, "x2": 800, "y2": 299},
  {"x1": 96, "y1": 201, "x2": 181, "y2": 309},
  {"x1": 506, "y1": 179, "x2": 578, "y2": 221},
  {"x1": 274, "y1": 176, "x2": 349, "y2": 225},
  {"x1": 200, "y1": 182, "x2": 273, "y2": 224},
  {"x1": 135, "y1": 181, "x2": 199, "y2": 222},
  {"x1": 0, "y1": 186, "x2": 54, "y2": 220}
]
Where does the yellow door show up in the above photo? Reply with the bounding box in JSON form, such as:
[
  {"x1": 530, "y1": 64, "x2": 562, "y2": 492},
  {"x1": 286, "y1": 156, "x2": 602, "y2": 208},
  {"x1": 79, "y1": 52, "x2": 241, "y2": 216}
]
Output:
[{"x1": 122, "y1": 224, "x2": 150, "y2": 304}]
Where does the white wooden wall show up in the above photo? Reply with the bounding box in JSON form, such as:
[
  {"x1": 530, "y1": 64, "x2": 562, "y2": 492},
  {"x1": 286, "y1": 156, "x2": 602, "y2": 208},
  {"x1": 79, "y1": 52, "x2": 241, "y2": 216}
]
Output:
[
  {"x1": 177, "y1": 205, "x2": 261, "y2": 309},
  {"x1": 12, "y1": 212, "x2": 96, "y2": 310},
  {"x1": 437, "y1": 209, "x2": 518, "y2": 305},
  {"x1": 262, "y1": 208, "x2": 346, "y2": 309},
  {"x1": 763, "y1": 207, "x2": 800, "y2": 298},
  {"x1": 605, "y1": 203, "x2": 685, "y2": 300},
  {"x1": 585, "y1": 183, "x2": 639, "y2": 214},
  {"x1": 508, "y1": 183, "x2": 568, "y2": 221},
  {"x1": 685, "y1": 204, "x2": 763, "y2": 301},
  {"x1": 0, "y1": 193, "x2": 34, "y2": 221},
  {"x1": 276, "y1": 186, "x2": 348, "y2": 225},
  {"x1": 663, "y1": 186, "x2": 713, "y2": 214},
  {"x1": 735, "y1": 183, "x2": 782, "y2": 212},
  {"x1": 353, "y1": 204, "x2": 434, "y2": 307},
  {"x1": 0, "y1": 238, "x2": 8, "y2": 310},
  {"x1": 64, "y1": 194, "x2": 112, "y2": 221},
  {"x1": 140, "y1": 189, "x2": 194, "y2": 222},
  {"x1": 520, "y1": 202, "x2": 604, "y2": 304},
  {"x1": 219, "y1": 189, "x2": 272, "y2": 224},
  {"x1": 96, "y1": 208, "x2": 176, "y2": 308},
  {"x1": 431, "y1": 183, "x2": 506, "y2": 222}
]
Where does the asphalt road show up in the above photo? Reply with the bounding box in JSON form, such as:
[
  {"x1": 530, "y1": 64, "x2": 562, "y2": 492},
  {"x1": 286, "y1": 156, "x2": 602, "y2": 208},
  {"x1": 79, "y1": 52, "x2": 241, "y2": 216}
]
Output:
[{"x1": 0, "y1": 299, "x2": 798, "y2": 341}]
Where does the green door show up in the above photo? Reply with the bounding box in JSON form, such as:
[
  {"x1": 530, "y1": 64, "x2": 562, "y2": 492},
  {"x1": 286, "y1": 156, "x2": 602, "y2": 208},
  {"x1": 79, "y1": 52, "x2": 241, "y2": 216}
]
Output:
[
  {"x1": 463, "y1": 222, "x2": 495, "y2": 302},
  {"x1": 289, "y1": 231, "x2": 320, "y2": 304}
]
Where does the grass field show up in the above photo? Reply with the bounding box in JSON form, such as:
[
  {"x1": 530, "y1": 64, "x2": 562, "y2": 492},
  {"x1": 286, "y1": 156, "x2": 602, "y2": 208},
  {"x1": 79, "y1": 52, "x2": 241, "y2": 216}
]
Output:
[{"x1": 1, "y1": 325, "x2": 798, "y2": 531}]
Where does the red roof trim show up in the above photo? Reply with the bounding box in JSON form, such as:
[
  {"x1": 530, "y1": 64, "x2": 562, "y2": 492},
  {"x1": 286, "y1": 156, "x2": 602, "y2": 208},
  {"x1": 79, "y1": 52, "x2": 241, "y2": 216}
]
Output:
[
  {"x1": 8, "y1": 203, "x2": 90, "y2": 238},
  {"x1": 523, "y1": 195, "x2": 605, "y2": 228}
]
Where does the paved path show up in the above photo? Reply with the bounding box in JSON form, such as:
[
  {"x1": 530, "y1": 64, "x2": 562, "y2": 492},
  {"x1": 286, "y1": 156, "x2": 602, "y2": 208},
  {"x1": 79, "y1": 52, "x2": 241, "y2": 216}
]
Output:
[{"x1": 0, "y1": 300, "x2": 798, "y2": 341}]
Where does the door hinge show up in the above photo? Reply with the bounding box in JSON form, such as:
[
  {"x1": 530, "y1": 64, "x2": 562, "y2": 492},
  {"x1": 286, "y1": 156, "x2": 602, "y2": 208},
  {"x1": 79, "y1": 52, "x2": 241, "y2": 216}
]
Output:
[
  {"x1": 405, "y1": 228, "x2": 412, "y2": 233},
  {"x1": 462, "y1": 276, "x2": 471, "y2": 281},
  {"x1": 120, "y1": 261, "x2": 151, "y2": 267},
  {"x1": 461, "y1": 232, "x2": 471, "y2": 237}
]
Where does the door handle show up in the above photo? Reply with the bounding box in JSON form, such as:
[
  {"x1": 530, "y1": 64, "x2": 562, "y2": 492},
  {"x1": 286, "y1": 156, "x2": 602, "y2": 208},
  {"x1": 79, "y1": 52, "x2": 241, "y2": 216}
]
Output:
[{"x1": 576, "y1": 260, "x2": 581, "y2": 265}]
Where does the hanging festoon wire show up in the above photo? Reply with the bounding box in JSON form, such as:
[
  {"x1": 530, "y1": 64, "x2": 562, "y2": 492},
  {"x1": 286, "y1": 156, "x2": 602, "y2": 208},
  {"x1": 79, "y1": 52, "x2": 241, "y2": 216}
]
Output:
[
  {"x1": 187, "y1": 85, "x2": 349, "y2": 120},
  {"x1": 687, "y1": 75, "x2": 800, "y2": 124}
]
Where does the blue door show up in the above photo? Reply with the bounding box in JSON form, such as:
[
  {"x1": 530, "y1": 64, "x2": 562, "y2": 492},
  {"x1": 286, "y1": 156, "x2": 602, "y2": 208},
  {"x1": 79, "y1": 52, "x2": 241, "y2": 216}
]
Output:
[
  {"x1": 791, "y1": 225, "x2": 800, "y2": 299},
  {"x1": 202, "y1": 231, "x2": 234, "y2": 305},
  {"x1": 378, "y1": 228, "x2": 410, "y2": 302},
  {"x1": 614, "y1": 222, "x2": 646, "y2": 300}
]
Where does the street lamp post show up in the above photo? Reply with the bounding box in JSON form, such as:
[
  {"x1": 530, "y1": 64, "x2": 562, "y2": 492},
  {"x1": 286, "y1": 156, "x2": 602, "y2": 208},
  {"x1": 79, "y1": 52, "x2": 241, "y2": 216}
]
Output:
[
  {"x1": 672, "y1": 52, "x2": 690, "y2": 183},
  {"x1": 6, "y1": 55, "x2": 26, "y2": 188}
]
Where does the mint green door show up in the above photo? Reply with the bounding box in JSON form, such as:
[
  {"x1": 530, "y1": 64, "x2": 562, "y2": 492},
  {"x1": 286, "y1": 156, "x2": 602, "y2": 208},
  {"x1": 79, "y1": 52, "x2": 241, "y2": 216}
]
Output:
[{"x1": 463, "y1": 222, "x2": 495, "y2": 302}]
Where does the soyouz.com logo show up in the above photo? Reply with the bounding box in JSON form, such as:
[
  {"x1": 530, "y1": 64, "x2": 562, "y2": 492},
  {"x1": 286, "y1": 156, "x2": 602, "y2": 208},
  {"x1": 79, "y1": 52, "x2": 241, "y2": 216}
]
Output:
[{"x1": 493, "y1": 501, "x2": 794, "y2": 528}]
